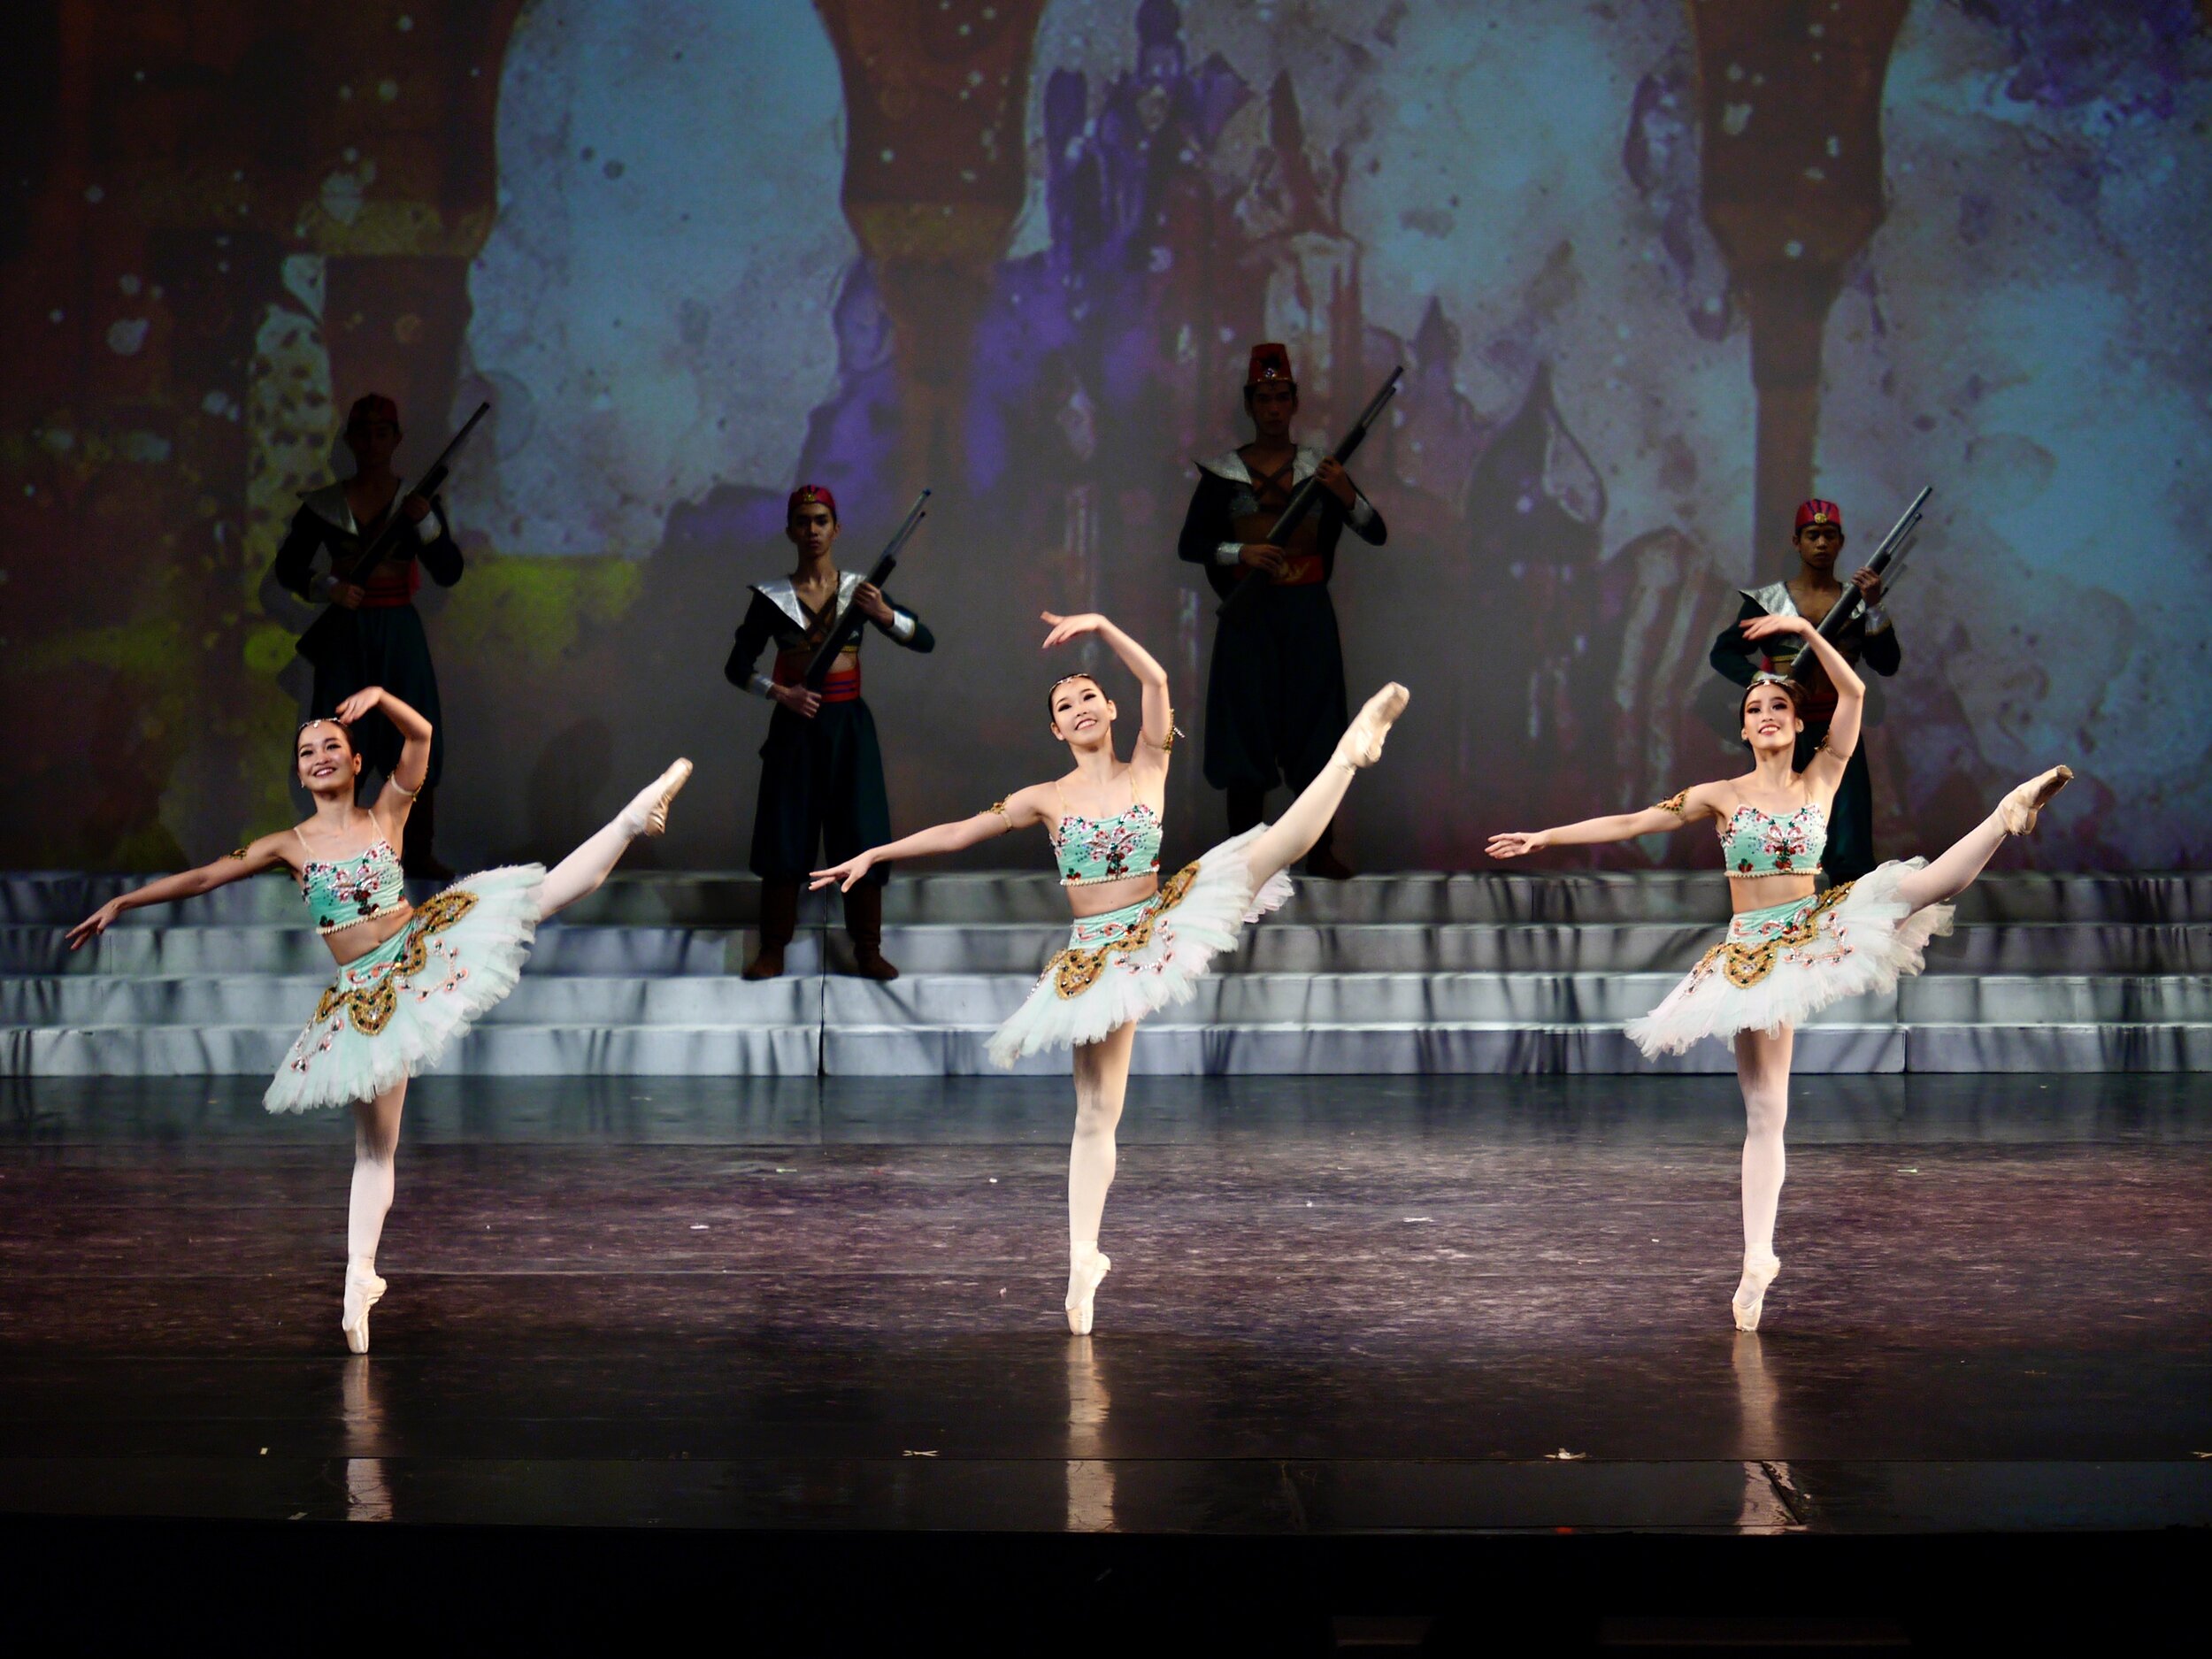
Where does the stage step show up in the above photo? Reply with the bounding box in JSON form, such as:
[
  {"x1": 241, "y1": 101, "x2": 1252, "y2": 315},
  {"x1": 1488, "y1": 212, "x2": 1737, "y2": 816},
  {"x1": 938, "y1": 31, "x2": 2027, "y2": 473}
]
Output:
[
  {"x1": 6, "y1": 872, "x2": 2207, "y2": 1076},
  {"x1": 13, "y1": 869, "x2": 2212, "y2": 925}
]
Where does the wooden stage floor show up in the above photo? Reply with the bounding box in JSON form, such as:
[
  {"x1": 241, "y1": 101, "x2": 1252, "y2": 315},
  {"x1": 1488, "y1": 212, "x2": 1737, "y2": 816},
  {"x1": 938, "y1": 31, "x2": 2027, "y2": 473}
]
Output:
[{"x1": 3, "y1": 1072, "x2": 2207, "y2": 1648}]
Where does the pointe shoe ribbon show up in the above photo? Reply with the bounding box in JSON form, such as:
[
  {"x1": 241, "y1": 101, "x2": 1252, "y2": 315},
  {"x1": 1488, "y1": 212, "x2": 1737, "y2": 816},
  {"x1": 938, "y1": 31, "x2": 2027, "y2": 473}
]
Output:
[
  {"x1": 1334, "y1": 682, "x2": 1410, "y2": 771},
  {"x1": 632, "y1": 758, "x2": 694, "y2": 838},
  {"x1": 1998, "y1": 765, "x2": 2072, "y2": 836}
]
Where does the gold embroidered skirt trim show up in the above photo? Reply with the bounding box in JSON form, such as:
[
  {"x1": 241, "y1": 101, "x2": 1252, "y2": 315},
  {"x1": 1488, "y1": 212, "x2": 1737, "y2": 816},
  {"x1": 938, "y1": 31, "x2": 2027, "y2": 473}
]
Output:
[
  {"x1": 265, "y1": 865, "x2": 543, "y2": 1114},
  {"x1": 987, "y1": 826, "x2": 1295, "y2": 1068},
  {"x1": 1046, "y1": 864, "x2": 1198, "y2": 999},
  {"x1": 1625, "y1": 860, "x2": 1955, "y2": 1058}
]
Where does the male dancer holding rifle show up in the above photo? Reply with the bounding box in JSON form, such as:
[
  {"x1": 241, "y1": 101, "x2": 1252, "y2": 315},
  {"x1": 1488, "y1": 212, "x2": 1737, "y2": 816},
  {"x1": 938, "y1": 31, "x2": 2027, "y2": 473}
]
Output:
[
  {"x1": 273, "y1": 394, "x2": 465, "y2": 877},
  {"x1": 1709, "y1": 498, "x2": 1900, "y2": 882},
  {"x1": 726, "y1": 485, "x2": 935, "y2": 979},
  {"x1": 1178, "y1": 344, "x2": 1388, "y2": 877}
]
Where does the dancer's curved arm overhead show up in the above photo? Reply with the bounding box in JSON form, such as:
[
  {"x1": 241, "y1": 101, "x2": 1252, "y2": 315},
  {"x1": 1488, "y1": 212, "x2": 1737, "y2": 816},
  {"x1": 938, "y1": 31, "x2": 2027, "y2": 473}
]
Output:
[
  {"x1": 1487, "y1": 616, "x2": 1864, "y2": 863},
  {"x1": 1042, "y1": 610, "x2": 1174, "y2": 763},
  {"x1": 813, "y1": 611, "x2": 1172, "y2": 890}
]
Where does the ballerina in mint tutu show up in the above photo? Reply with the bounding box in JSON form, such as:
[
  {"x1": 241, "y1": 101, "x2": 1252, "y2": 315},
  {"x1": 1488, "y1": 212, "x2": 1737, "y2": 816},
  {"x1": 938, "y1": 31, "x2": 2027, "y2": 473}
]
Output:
[
  {"x1": 812, "y1": 611, "x2": 1409, "y2": 1335},
  {"x1": 1488, "y1": 612, "x2": 2071, "y2": 1333},
  {"x1": 68, "y1": 686, "x2": 691, "y2": 1353}
]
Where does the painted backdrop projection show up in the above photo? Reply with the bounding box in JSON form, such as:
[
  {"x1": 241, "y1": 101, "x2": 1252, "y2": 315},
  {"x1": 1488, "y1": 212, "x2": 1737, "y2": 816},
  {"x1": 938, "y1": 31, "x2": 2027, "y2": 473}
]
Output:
[{"x1": 4, "y1": 1, "x2": 2208, "y2": 872}]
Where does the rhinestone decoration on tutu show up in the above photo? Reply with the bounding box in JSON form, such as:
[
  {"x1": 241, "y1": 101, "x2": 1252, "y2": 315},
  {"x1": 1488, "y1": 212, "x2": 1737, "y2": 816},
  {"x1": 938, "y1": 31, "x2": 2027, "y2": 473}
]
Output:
[
  {"x1": 1624, "y1": 859, "x2": 1954, "y2": 1057},
  {"x1": 265, "y1": 864, "x2": 543, "y2": 1112},
  {"x1": 987, "y1": 826, "x2": 1294, "y2": 1067}
]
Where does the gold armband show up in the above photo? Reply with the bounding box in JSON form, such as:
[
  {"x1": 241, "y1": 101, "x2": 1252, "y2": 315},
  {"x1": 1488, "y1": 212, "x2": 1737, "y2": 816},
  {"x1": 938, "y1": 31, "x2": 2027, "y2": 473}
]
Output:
[
  {"x1": 1653, "y1": 789, "x2": 1688, "y2": 817},
  {"x1": 987, "y1": 800, "x2": 1012, "y2": 825},
  {"x1": 1141, "y1": 713, "x2": 1181, "y2": 753},
  {"x1": 227, "y1": 846, "x2": 250, "y2": 861}
]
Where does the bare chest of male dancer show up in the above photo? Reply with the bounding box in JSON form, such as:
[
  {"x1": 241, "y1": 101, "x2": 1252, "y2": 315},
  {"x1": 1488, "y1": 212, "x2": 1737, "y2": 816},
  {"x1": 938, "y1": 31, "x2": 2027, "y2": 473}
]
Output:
[{"x1": 1232, "y1": 443, "x2": 1326, "y2": 585}]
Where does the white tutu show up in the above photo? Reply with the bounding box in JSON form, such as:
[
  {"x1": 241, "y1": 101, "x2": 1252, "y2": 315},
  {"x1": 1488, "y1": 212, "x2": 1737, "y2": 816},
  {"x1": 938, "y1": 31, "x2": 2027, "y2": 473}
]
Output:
[
  {"x1": 264, "y1": 865, "x2": 543, "y2": 1112},
  {"x1": 987, "y1": 826, "x2": 1294, "y2": 1067},
  {"x1": 1624, "y1": 859, "x2": 1954, "y2": 1056}
]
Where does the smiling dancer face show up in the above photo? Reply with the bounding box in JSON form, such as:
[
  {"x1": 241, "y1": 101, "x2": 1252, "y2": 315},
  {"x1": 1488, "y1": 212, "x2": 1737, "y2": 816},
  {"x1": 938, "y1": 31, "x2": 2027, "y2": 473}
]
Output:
[
  {"x1": 296, "y1": 719, "x2": 362, "y2": 797},
  {"x1": 1739, "y1": 680, "x2": 1805, "y2": 756},
  {"x1": 1048, "y1": 674, "x2": 1117, "y2": 752}
]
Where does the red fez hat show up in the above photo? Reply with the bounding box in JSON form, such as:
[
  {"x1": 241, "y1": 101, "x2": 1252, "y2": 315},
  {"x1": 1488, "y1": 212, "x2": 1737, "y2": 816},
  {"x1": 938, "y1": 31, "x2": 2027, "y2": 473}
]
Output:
[
  {"x1": 1245, "y1": 342, "x2": 1294, "y2": 388},
  {"x1": 1794, "y1": 498, "x2": 1842, "y2": 533},
  {"x1": 344, "y1": 394, "x2": 400, "y2": 433},
  {"x1": 787, "y1": 483, "x2": 838, "y2": 523}
]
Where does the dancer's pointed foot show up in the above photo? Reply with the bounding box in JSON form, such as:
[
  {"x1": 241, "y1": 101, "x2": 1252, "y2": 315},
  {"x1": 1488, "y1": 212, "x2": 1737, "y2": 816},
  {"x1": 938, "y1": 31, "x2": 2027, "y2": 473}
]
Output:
[
  {"x1": 1066, "y1": 1245, "x2": 1111, "y2": 1336},
  {"x1": 342, "y1": 1256, "x2": 388, "y2": 1355},
  {"x1": 1731, "y1": 1252, "x2": 1781, "y2": 1334},
  {"x1": 623, "y1": 758, "x2": 694, "y2": 838},
  {"x1": 1998, "y1": 764, "x2": 2073, "y2": 836},
  {"x1": 1333, "y1": 682, "x2": 1410, "y2": 772}
]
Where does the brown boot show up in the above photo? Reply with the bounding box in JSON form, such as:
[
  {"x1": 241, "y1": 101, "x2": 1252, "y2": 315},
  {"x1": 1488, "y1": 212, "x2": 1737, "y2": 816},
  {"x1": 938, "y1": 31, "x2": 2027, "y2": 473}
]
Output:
[
  {"x1": 744, "y1": 879, "x2": 799, "y2": 979},
  {"x1": 844, "y1": 882, "x2": 898, "y2": 980},
  {"x1": 400, "y1": 787, "x2": 455, "y2": 882}
]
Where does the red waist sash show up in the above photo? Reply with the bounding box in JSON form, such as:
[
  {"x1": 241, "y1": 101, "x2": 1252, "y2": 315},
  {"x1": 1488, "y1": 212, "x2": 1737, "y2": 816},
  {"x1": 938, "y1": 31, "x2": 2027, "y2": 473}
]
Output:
[
  {"x1": 773, "y1": 650, "x2": 861, "y2": 703},
  {"x1": 359, "y1": 561, "x2": 421, "y2": 608}
]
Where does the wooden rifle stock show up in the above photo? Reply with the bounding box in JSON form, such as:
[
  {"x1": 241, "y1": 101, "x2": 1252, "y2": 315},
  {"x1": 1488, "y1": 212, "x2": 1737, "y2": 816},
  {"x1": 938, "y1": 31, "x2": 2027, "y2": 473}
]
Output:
[
  {"x1": 800, "y1": 489, "x2": 931, "y2": 691},
  {"x1": 1217, "y1": 366, "x2": 1403, "y2": 618}
]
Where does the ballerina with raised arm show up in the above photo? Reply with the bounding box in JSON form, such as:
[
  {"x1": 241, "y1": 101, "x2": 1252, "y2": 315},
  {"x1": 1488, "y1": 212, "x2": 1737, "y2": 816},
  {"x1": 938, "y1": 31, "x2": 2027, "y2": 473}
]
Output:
[
  {"x1": 66, "y1": 687, "x2": 692, "y2": 1353},
  {"x1": 815, "y1": 612, "x2": 1409, "y2": 1334},
  {"x1": 1488, "y1": 614, "x2": 2071, "y2": 1333}
]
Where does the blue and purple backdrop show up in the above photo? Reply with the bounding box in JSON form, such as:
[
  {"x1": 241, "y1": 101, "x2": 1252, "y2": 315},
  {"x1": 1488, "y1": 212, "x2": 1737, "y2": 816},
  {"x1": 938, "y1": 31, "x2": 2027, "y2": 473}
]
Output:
[{"x1": 4, "y1": 0, "x2": 2207, "y2": 873}]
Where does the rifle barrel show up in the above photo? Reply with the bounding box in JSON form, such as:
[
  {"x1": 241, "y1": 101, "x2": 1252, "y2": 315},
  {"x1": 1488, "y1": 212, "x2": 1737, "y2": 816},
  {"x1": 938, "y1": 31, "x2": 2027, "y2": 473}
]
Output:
[{"x1": 802, "y1": 489, "x2": 931, "y2": 688}]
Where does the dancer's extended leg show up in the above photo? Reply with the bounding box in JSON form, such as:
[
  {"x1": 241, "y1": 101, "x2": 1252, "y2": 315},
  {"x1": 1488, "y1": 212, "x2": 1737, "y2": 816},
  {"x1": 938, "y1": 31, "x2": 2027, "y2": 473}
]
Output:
[
  {"x1": 1244, "y1": 683, "x2": 1409, "y2": 885},
  {"x1": 1892, "y1": 765, "x2": 2071, "y2": 913},
  {"x1": 1066, "y1": 1020, "x2": 1136, "y2": 1335},
  {"x1": 537, "y1": 758, "x2": 693, "y2": 918},
  {"x1": 1732, "y1": 1026, "x2": 1791, "y2": 1333},
  {"x1": 342, "y1": 1078, "x2": 405, "y2": 1354}
]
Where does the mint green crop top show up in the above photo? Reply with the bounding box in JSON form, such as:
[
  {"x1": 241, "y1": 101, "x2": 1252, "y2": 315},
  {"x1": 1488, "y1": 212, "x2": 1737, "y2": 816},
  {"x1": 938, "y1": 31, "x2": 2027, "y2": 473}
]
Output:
[
  {"x1": 1048, "y1": 781, "x2": 1164, "y2": 888},
  {"x1": 1717, "y1": 802, "x2": 1827, "y2": 878},
  {"x1": 298, "y1": 836, "x2": 406, "y2": 933}
]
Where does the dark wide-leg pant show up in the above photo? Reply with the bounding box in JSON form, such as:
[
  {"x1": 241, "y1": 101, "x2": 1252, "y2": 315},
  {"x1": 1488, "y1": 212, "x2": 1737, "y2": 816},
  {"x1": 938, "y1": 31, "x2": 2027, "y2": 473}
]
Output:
[
  {"x1": 749, "y1": 699, "x2": 892, "y2": 887},
  {"x1": 305, "y1": 604, "x2": 447, "y2": 787},
  {"x1": 1202, "y1": 584, "x2": 1349, "y2": 796}
]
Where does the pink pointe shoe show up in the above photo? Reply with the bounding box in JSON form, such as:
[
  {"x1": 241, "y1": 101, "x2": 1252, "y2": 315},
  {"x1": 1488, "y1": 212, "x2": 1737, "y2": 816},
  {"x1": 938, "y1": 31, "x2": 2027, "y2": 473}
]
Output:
[
  {"x1": 342, "y1": 1256, "x2": 388, "y2": 1355},
  {"x1": 1333, "y1": 683, "x2": 1410, "y2": 771},
  {"x1": 1732, "y1": 1253, "x2": 1781, "y2": 1334},
  {"x1": 1998, "y1": 765, "x2": 2072, "y2": 835},
  {"x1": 1066, "y1": 1246, "x2": 1111, "y2": 1336},
  {"x1": 629, "y1": 758, "x2": 693, "y2": 838}
]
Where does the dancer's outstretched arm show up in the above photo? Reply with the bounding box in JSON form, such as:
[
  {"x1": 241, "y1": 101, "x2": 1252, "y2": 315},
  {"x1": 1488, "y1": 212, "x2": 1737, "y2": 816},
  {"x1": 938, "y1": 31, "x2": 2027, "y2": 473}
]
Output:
[
  {"x1": 65, "y1": 836, "x2": 293, "y2": 949},
  {"x1": 1041, "y1": 611, "x2": 1173, "y2": 763},
  {"x1": 1487, "y1": 783, "x2": 1725, "y2": 860},
  {"x1": 811, "y1": 787, "x2": 1050, "y2": 893}
]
